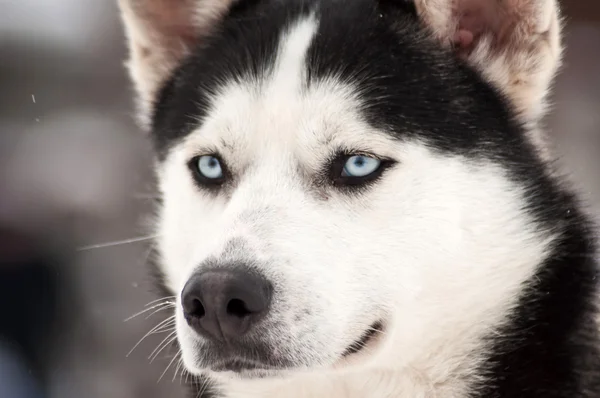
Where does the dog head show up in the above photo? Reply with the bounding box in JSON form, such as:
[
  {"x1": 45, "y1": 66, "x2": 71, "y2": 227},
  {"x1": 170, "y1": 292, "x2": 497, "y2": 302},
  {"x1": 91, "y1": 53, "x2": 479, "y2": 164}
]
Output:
[{"x1": 120, "y1": 0, "x2": 563, "y2": 379}]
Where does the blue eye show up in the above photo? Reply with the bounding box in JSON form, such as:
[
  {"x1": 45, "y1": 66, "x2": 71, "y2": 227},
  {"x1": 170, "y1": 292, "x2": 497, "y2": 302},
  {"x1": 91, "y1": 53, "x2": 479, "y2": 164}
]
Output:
[
  {"x1": 197, "y1": 155, "x2": 223, "y2": 180},
  {"x1": 342, "y1": 155, "x2": 381, "y2": 178}
]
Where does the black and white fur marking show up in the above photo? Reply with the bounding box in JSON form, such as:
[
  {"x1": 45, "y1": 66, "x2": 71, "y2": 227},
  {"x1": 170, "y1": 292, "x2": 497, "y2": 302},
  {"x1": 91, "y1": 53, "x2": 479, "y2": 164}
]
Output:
[{"x1": 119, "y1": 0, "x2": 600, "y2": 396}]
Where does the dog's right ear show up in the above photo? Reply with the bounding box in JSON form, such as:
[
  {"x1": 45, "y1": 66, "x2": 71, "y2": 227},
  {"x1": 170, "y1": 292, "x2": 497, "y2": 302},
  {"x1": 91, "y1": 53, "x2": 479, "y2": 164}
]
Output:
[{"x1": 119, "y1": 0, "x2": 237, "y2": 127}]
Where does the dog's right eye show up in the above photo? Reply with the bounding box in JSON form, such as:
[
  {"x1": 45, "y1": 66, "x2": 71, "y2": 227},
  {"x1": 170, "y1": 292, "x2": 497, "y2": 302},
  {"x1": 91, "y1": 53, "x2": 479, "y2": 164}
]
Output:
[{"x1": 189, "y1": 155, "x2": 226, "y2": 187}]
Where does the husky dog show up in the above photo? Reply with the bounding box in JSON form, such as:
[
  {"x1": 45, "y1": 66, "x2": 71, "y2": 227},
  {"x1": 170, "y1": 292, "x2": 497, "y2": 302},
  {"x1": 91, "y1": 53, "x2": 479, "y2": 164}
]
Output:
[{"x1": 119, "y1": 0, "x2": 600, "y2": 396}]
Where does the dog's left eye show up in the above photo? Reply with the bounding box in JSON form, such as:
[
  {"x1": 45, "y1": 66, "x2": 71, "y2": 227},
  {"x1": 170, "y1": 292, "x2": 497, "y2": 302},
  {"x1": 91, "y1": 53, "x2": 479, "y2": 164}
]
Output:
[
  {"x1": 329, "y1": 153, "x2": 390, "y2": 188},
  {"x1": 342, "y1": 155, "x2": 381, "y2": 177}
]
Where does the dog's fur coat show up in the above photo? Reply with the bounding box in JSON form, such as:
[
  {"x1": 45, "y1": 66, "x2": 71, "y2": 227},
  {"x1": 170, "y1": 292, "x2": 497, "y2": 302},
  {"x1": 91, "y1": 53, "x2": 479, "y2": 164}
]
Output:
[{"x1": 119, "y1": 0, "x2": 600, "y2": 396}]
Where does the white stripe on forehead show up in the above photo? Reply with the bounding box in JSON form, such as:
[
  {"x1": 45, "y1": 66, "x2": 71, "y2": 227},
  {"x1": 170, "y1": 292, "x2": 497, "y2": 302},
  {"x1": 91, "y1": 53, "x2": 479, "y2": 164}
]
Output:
[
  {"x1": 181, "y1": 15, "x2": 321, "y2": 156},
  {"x1": 267, "y1": 14, "x2": 318, "y2": 99},
  {"x1": 179, "y1": 13, "x2": 392, "y2": 168}
]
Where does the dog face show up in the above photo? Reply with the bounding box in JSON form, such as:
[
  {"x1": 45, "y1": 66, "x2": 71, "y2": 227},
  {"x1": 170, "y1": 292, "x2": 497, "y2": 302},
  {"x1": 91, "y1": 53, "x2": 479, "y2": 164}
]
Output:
[{"x1": 120, "y1": 0, "x2": 563, "y2": 379}]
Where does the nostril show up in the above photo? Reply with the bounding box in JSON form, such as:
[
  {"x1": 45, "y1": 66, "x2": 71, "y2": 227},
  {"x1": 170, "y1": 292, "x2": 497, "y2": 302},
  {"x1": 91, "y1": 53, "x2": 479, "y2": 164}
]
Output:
[
  {"x1": 226, "y1": 298, "x2": 252, "y2": 318},
  {"x1": 188, "y1": 298, "x2": 205, "y2": 318},
  {"x1": 181, "y1": 268, "x2": 272, "y2": 340}
]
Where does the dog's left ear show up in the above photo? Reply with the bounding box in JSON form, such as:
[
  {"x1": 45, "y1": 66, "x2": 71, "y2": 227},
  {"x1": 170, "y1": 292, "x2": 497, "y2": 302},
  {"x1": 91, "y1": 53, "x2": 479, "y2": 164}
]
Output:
[
  {"x1": 119, "y1": 0, "x2": 237, "y2": 127},
  {"x1": 411, "y1": 0, "x2": 563, "y2": 125}
]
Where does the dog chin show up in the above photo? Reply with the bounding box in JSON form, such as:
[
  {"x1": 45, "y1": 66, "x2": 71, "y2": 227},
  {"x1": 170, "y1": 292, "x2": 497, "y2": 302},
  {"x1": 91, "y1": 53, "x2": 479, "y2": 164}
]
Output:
[
  {"x1": 197, "y1": 321, "x2": 386, "y2": 381},
  {"x1": 206, "y1": 366, "x2": 288, "y2": 382}
]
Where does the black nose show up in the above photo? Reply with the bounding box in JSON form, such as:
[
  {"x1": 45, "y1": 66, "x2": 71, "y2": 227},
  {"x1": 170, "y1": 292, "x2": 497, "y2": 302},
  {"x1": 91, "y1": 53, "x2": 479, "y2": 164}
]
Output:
[{"x1": 181, "y1": 268, "x2": 272, "y2": 342}]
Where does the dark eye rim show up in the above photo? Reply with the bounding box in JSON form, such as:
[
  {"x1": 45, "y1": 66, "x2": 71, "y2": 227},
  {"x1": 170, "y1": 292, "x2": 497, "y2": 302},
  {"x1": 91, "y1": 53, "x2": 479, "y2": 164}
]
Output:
[
  {"x1": 328, "y1": 151, "x2": 395, "y2": 188},
  {"x1": 188, "y1": 154, "x2": 228, "y2": 188}
]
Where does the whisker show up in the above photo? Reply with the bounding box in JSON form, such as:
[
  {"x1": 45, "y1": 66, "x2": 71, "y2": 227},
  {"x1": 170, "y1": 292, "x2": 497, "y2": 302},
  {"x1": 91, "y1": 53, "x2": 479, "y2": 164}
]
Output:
[
  {"x1": 172, "y1": 359, "x2": 181, "y2": 383},
  {"x1": 144, "y1": 319, "x2": 176, "y2": 342},
  {"x1": 195, "y1": 378, "x2": 202, "y2": 398},
  {"x1": 153, "y1": 319, "x2": 176, "y2": 333},
  {"x1": 124, "y1": 301, "x2": 175, "y2": 322},
  {"x1": 195, "y1": 377, "x2": 205, "y2": 398},
  {"x1": 185, "y1": 366, "x2": 192, "y2": 384},
  {"x1": 179, "y1": 359, "x2": 188, "y2": 385},
  {"x1": 158, "y1": 351, "x2": 181, "y2": 383},
  {"x1": 149, "y1": 331, "x2": 178, "y2": 362},
  {"x1": 173, "y1": 357, "x2": 185, "y2": 383},
  {"x1": 144, "y1": 296, "x2": 177, "y2": 307},
  {"x1": 77, "y1": 234, "x2": 159, "y2": 251},
  {"x1": 145, "y1": 303, "x2": 176, "y2": 320},
  {"x1": 196, "y1": 375, "x2": 212, "y2": 398},
  {"x1": 140, "y1": 240, "x2": 157, "y2": 268},
  {"x1": 127, "y1": 315, "x2": 176, "y2": 357}
]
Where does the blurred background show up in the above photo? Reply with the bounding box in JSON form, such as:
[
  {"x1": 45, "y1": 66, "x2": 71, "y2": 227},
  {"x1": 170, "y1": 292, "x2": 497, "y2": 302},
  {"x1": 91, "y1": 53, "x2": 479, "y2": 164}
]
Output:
[{"x1": 0, "y1": 1, "x2": 598, "y2": 397}]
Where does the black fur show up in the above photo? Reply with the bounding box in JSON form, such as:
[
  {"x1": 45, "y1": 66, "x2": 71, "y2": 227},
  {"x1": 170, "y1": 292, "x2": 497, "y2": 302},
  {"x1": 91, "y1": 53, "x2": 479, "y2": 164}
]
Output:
[
  {"x1": 480, "y1": 213, "x2": 600, "y2": 397},
  {"x1": 147, "y1": 0, "x2": 600, "y2": 396}
]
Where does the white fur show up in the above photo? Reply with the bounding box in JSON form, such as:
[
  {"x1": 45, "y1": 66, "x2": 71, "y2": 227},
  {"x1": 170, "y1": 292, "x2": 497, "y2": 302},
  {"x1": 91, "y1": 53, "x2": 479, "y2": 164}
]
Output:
[{"x1": 152, "y1": 14, "x2": 558, "y2": 397}]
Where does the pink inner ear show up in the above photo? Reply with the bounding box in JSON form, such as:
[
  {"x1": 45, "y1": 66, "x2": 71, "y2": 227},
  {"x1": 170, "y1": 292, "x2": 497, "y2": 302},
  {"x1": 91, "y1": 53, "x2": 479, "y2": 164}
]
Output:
[
  {"x1": 144, "y1": 0, "x2": 199, "y2": 45},
  {"x1": 454, "y1": 29, "x2": 474, "y2": 49},
  {"x1": 452, "y1": 0, "x2": 510, "y2": 52}
]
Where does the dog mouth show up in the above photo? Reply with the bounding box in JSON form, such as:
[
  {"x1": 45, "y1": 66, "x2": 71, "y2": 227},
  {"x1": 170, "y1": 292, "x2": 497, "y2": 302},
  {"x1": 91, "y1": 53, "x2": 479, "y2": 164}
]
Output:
[
  {"x1": 342, "y1": 321, "x2": 384, "y2": 357},
  {"x1": 211, "y1": 358, "x2": 276, "y2": 373},
  {"x1": 204, "y1": 322, "x2": 384, "y2": 375}
]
